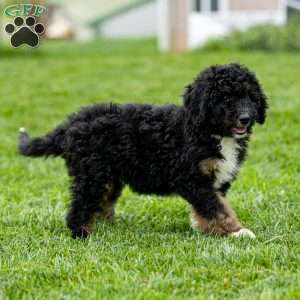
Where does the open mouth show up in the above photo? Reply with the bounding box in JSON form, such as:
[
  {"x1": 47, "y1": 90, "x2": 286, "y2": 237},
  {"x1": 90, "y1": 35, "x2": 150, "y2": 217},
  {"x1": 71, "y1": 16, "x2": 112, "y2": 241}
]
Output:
[{"x1": 232, "y1": 127, "x2": 247, "y2": 135}]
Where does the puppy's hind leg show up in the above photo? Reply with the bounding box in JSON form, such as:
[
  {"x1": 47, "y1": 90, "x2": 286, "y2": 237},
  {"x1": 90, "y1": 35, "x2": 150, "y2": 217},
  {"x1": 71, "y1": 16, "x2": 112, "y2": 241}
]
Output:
[
  {"x1": 66, "y1": 169, "x2": 122, "y2": 238},
  {"x1": 96, "y1": 181, "x2": 123, "y2": 222},
  {"x1": 66, "y1": 177, "x2": 103, "y2": 238}
]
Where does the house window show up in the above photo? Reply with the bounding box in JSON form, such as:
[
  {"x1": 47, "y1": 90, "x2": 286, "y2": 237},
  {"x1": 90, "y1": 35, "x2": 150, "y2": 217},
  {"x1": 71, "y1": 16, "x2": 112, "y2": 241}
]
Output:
[
  {"x1": 194, "y1": 0, "x2": 202, "y2": 12},
  {"x1": 211, "y1": 0, "x2": 219, "y2": 12},
  {"x1": 193, "y1": 0, "x2": 219, "y2": 12}
]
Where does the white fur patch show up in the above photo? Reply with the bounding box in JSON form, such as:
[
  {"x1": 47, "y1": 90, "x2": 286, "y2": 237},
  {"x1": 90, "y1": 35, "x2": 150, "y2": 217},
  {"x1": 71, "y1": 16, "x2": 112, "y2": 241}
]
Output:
[
  {"x1": 190, "y1": 214, "x2": 199, "y2": 230},
  {"x1": 19, "y1": 127, "x2": 26, "y2": 133},
  {"x1": 230, "y1": 228, "x2": 256, "y2": 239},
  {"x1": 213, "y1": 137, "x2": 240, "y2": 189}
]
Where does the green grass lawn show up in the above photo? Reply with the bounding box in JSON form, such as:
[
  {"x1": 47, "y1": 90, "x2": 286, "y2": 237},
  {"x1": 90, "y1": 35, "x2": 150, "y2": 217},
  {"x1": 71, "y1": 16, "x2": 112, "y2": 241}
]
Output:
[{"x1": 0, "y1": 39, "x2": 300, "y2": 300}]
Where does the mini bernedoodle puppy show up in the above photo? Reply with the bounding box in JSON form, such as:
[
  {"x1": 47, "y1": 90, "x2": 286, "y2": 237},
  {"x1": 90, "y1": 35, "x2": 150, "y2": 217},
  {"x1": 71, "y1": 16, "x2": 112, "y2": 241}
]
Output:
[{"x1": 19, "y1": 63, "x2": 267, "y2": 239}]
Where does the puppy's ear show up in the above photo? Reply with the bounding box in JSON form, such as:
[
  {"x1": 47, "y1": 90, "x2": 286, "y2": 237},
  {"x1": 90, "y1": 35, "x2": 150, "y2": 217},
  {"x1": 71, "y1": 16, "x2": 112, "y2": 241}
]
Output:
[
  {"x1": 255, "y1": 89, "x2": 268, "y2": 125},
  {"x1": 183, "y1": 81, "x2": 209, "y2": 127},
  {"x1": 242, "y1": 66, "x2": 268, "y2": 125}
]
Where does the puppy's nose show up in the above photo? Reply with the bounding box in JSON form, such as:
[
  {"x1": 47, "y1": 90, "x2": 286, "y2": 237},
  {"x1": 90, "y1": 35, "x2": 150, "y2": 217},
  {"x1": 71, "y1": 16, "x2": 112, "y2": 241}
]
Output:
[{"x1": 239, "y1": 114, "x2": 250, "y2": 126}]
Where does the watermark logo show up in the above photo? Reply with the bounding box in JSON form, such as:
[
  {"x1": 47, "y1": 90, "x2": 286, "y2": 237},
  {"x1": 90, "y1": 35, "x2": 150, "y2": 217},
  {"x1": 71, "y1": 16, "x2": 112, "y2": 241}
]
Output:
[
  {"x1": 3, "y1": 4, "x2": 47, "y2": 48},
  {"x1": 4, "y1": 4, "x2": 47, "y2": 17}
]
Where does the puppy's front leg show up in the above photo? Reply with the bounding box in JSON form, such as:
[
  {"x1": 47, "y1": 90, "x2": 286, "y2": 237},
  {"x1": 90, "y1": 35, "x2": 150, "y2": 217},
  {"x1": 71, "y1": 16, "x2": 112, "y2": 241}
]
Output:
[{"x1": 183, "y1": 188, "x2": 255, "y2": 238}]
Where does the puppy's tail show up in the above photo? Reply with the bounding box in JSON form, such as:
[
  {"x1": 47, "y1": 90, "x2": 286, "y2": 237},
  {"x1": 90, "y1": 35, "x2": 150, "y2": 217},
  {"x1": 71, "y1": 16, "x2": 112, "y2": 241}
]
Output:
[{"x1": 18, "y1": 127, "x2": 64, "y2": 157}]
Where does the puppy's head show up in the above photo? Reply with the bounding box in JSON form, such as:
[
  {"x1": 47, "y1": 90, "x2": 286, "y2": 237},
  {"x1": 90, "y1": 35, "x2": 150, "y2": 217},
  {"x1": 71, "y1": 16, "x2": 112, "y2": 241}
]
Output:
[{"x1": 183, "y1": 63, "x2": 267, "y2": 139}]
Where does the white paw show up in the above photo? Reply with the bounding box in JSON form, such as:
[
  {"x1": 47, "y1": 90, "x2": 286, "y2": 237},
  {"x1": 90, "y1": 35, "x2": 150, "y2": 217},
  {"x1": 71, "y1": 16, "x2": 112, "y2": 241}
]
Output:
[
  {"x1": 230, "y1": 228, "x2": 256, "y2": 239},
  {"x1": 19, "y1": 127, "x2": 26, "y2": 133}
]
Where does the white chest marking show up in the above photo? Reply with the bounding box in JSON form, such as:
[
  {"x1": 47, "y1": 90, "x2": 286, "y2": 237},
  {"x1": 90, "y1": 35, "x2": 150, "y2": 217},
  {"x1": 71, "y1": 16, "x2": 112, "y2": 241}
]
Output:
[{"x1": 213, "y1": 137, "x2": 240, "y2": 189}]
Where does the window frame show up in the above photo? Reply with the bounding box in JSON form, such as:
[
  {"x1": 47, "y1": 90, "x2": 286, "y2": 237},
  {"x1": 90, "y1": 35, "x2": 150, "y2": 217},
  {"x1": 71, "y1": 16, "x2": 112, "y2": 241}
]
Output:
[{"x1": 193, "y1": 0, "x2": 220, "y2": 13}]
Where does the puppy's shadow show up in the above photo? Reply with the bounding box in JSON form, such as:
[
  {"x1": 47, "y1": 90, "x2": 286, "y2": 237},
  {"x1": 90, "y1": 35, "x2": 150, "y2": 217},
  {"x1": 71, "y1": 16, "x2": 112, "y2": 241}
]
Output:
[{"x1": 89, "y1": 210, "x2": 195, "y2": 246}]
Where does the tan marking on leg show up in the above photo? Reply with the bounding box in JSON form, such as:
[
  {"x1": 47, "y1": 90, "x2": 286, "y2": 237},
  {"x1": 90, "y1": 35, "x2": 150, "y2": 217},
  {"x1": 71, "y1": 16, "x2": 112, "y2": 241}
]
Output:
[
  {"x1": 78, "y1": 184, "x2": 117, "y2": 235},
  {"x1": 191, "y1": 193, "x2": 242, "y2": 235},
  {"x1": 80, "y1": 224, "x2": 93, "y2": 234},
  {"x1": 96, "y1": 183, "x2": 116, "y2": 221},
  {"x1": 199, "y1": 158, "x2": 218, "y2": 176},
  {"x1": 95, "y1": 202, "x2": 115, "y2": 221}
]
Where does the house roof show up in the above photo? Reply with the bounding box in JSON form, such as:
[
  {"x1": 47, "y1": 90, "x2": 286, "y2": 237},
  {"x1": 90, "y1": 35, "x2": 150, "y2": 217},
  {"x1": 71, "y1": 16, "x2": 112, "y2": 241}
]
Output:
[
  {"x1": 47, "y1": 0, "x2": 137, "y2": 24},
  {"x1": 89, "y1": 0, "x2": 154, "y2": 28}
]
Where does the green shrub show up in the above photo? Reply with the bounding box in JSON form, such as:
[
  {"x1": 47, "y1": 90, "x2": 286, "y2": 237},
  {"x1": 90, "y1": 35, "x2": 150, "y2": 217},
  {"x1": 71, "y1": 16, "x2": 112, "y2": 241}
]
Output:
[{"x1": 202, "y1": 13, "x2": 300, "y2": 51}]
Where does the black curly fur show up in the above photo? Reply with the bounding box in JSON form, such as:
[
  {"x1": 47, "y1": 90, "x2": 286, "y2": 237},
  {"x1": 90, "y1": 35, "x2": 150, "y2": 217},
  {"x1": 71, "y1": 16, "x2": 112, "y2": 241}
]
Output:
[{"x1": 19, "y1": 63, "x2": 267, "y2": 238}]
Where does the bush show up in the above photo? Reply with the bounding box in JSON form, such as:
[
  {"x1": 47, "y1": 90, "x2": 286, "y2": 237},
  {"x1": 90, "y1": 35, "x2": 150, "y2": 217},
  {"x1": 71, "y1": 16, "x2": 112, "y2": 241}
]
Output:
[{"x1": 202, "y1": 13, "x2": 300, "y2": 51}]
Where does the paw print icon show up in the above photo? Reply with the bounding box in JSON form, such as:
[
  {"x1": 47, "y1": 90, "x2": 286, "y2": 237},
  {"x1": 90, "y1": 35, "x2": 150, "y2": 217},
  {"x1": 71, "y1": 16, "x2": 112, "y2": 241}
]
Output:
[{"x1": 5, "y1": 16, "x2": 45, "y2": 48}]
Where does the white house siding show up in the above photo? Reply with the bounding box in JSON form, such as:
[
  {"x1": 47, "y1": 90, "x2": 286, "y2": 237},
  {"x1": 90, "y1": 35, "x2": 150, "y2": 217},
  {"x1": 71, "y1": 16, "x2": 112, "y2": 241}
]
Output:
[
  {"x1": 48, "y1": 0, "x2": 136, "y2": 40},
  {"x1": 188, "y1": 13, "x2": 227, "y2": 48},
  {"x1": 101, "y1": 2, "x2": 157, "y2": 38},
  {"x1": 188, "y1": 0, "x2": 287, "y2": 48}
]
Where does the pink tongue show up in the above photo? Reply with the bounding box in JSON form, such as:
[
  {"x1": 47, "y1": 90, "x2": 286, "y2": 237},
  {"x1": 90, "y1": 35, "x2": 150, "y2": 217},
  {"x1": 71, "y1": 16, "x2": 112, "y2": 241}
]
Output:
[{"x1": 235, "y1": 128, "x2": 246, "y2": 133}]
